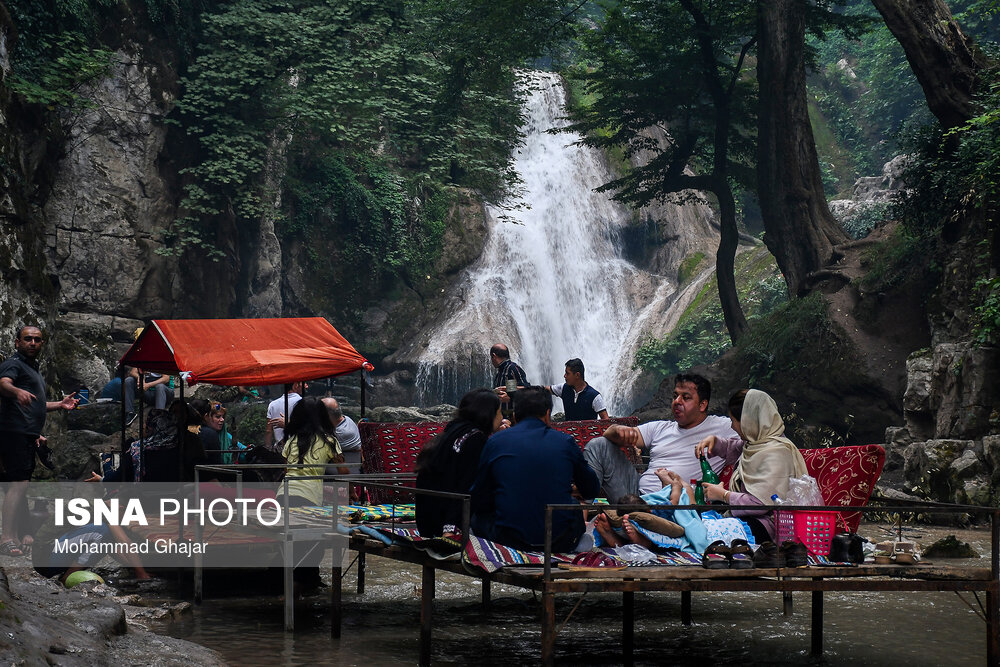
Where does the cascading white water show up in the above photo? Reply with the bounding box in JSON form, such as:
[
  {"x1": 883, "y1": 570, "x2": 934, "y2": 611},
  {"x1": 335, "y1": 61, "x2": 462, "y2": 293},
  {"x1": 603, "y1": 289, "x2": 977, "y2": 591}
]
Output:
[{"x1": 414, "y1": 71, "x2": 714, "y2": 415}]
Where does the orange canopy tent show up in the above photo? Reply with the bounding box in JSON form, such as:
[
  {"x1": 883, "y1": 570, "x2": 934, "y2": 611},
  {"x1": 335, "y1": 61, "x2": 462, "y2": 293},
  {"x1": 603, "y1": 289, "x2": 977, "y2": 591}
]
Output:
[{"x1": 119, "y1": 317, "x2": 373, "y2": 385}]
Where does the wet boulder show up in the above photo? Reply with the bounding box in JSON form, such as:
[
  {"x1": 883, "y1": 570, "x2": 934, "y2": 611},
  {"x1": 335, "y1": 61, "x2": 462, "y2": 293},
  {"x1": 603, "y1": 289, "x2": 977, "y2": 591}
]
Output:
[
  {"x1": 65, "y1": 402, "x2": 127, "y2": 435},
  {"x1": 922, "y1": 535, "x2": 980, "y2": 559}
]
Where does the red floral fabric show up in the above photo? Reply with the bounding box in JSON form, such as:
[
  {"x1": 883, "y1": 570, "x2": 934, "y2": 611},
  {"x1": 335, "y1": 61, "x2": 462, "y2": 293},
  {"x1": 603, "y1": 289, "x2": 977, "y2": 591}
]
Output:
[
  {"x1": 719, "y1": 445, "x2": 885, "y2": 532},
  {"x1": 358, "y1": 417, "x2": 641, "y2": 503}
]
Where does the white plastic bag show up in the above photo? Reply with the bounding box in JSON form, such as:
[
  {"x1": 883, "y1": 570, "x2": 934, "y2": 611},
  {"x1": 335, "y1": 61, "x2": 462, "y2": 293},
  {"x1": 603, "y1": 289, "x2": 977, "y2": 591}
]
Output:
[{"x1": 785, "y1": 474, "x2": 825, "y2": 505}]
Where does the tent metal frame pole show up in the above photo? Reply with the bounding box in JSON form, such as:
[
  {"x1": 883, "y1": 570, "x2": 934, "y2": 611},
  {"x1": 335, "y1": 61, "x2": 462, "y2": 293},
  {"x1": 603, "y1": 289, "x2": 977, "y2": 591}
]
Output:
[
  {"x1": 137, "y1": 373, "x2": 144, "y2": 480},
  {"x1": 178, "y1": 377, "x2": 185, "y2": 483},
  {"x1": 360, "y1": 371, "x2": 366, "y2": 418},
  {"x1": 118, "y1": 364, "x2": 128, "y2": 480},
  {"x1": 283, "y1": 383, "x2": 290, "y2": 444}
]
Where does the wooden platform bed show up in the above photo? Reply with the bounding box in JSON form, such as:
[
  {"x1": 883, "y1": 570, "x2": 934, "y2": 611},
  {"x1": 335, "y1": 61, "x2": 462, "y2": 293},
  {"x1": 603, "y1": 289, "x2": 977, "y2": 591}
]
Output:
[
  {"x1": 329, "y1": 429, "x2": 998, "y2": 664},
  {"x1": 332, "y1": 499, "x2": 999, "y2": 666}
]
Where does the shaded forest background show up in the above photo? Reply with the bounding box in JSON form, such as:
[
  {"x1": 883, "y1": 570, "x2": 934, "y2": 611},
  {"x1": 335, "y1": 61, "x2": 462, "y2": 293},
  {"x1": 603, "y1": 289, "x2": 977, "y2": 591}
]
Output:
[{"x1": 1, "y1": 0, "x2": 998, "y2": 502}]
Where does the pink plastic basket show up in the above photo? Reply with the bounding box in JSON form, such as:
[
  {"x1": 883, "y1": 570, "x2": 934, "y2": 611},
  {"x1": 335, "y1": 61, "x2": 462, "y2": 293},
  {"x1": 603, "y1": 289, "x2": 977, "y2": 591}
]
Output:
[{"x1": 774, "y1": 510, "x2": 837, "y2": 556}]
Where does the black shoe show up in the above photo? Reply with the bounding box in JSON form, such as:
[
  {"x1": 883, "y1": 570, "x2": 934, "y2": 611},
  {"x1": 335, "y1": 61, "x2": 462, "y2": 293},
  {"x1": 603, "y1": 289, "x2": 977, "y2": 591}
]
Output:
[
  {"x1": 752, "y1": 541, "x2": 785, "y2": 568},
  {"x1": 780, "y1": 540, "x2": 809, "y2": 567},
  {"x1": 125, "y1": 412, "x2": 137, "y2": 426},
  {"x1": 36, "y1": 444, "x2": 55, "y2": 471}
]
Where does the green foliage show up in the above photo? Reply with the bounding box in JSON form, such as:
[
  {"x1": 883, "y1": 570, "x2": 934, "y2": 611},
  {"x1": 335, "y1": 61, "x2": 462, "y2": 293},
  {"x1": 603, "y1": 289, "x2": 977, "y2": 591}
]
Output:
[
  {"x1": 840, "y1": 202, "x2": 890, "y2": 240},
  {"x1": 858, "y1": 224, "x2": 925, "y2": 293},
  {"x1": 6, "y1": 2, "x2": 118, "y2": 112},
  {"x1": 634, "y1": 248, "x2": 787, "y2": 377},
  {"x1": 735, "y1": 292, "x2": 832, "y2": 386},
  {"x1": 284, "y1": 152, "x2": 449, "y2": 297},
  {"x1": 564, "y1": 0, "x2": 758, "y2": 208},
  {"x1": 166, "y1": 0, "x2": 576, "y2": 257},
  {"x1": 973, "y1": 271, "x2": 1000, "y2": 345},
  {"x1": 7, "y1": 33, "x2": 113, "y2": 109},
  {"x1": 234, "y1": 405, "x2": 267, "y2": 446},
  {"x1": 677, "y1": 252, "x2": 706, "y2": 285},
  {"x1": 807, "y1": 2, "x2": 930, "y2": 178}
]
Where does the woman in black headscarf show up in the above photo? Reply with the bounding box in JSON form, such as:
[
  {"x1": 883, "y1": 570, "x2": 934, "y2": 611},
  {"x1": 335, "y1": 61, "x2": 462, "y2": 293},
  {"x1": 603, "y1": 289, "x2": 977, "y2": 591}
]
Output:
[{"x1": 415, "y1": 388, "x2": 507, "y2": 538}]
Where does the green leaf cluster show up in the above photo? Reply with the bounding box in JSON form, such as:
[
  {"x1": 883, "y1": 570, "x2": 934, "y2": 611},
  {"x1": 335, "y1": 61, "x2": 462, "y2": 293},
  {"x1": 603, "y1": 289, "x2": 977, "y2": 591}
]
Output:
[
  {"x1": 6, "y1": 2, "x2": 118, "y2": 111},
  {"x1": 634, "y1": 248, "x2": 787, "y2": 378},
  {"x1": 167, "y1": 0, "x2": 577, "y2": 261},
  {"x1": 565, "y1": 0, "x2": 758, "y2": 208}
]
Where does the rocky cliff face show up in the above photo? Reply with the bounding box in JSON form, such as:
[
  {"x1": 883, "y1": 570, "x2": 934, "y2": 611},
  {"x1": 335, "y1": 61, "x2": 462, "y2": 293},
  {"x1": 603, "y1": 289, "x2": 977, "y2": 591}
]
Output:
[{"x1": 0, "y1": 10, "x2": 489, "y2": 396}]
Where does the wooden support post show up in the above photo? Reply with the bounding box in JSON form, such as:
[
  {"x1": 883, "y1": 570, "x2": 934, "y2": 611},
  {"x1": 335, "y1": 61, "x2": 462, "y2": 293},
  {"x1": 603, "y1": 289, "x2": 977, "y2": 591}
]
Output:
[
  {"x1": 623, "y1": 590, "x2": 634, "y2": 667},
  {"x1": 284, "y1": 547, "x2": 295, "y2": 632},
  {"x1": 419, "y1": 565, "x2": 435, "y2": 667},
  {"x1": 987, "y1": 589, "x2": 998, "y2": 666},
  {"x1": 481, "y1": 578, "x2": 491, "y2": 609},
  {"x1": 357, "y1": 552, "x2": 366, "y2": 594},
  {"x1": 331, "y1": 565, "x2": 342, "y2": 639},
  {"x1": 783, "y1": 591, "x2": 793, "y2": 615},
  {"x1": 681, "y1": 591, "x2": 692, "y2": 626},
  {"x1": 811, "y1": 590, "x2": 823, "y2": 656},
  {"x1": 989, "y1": 511, "x2": 1000, "y2": 664},
  {"x1": 541, "y1": 590, "x2": 556, "y2": 667}
]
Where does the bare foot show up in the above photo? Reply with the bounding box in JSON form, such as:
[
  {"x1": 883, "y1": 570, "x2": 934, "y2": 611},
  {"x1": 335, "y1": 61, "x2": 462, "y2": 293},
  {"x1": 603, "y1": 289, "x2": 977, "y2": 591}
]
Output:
[
  {"x1": 593, "y1": 514, "x2": 624, "y2": 547},
  {"x1": 622, "y1": 516, "x2": 656, "y2": 549}
]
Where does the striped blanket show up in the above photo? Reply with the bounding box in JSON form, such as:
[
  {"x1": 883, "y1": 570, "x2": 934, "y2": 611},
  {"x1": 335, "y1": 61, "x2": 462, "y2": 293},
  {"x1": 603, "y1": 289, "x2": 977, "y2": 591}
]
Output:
[{"x1": 289, "y1": 503, "x2": 416, "y2": 523}]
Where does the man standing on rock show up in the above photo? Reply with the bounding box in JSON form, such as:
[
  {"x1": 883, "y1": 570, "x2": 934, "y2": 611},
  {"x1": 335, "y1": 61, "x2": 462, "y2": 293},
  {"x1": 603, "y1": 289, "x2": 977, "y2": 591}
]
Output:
[
  {"x1": 583, "y1": 373, "x2": 734, "y2": 504},
  {"x1": 544, "y1": 358, "x2": 610, "y2": 421},
  {"x1": 0, "y1": 325, "x2": 78, "y2": 557},
  {"x1": 490, "y1": 343, "x2": 528, "y2": 405}
]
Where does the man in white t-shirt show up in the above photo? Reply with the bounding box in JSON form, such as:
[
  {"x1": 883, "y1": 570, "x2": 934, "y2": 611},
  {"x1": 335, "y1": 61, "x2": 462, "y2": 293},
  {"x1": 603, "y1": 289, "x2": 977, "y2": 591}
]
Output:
[
  {"x1": 264, "y1": 381, "x2": 305, "y2": 450},
  {"x1": 322, "y1": 397, "x2": 362, "y2": 464},
  {"x1": 582, "y1": 373, "x2": 736, "y2": 502}
]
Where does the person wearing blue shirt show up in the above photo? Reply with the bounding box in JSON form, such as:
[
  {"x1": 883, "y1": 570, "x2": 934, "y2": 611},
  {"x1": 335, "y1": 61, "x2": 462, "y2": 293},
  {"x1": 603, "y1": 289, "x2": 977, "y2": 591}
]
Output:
[{"x1": 471, "y1": 386, "x2": 600, "y2": 552}]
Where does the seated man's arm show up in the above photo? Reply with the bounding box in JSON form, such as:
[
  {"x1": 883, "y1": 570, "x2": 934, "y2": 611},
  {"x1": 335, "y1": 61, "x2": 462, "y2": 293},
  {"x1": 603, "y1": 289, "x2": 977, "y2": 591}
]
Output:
[
  {"x1": 144, "y1": 374, "x2": 171, "y2": 388},
  {"x1": 604, "y1": 424, "x2": 645, "y2": 452}
]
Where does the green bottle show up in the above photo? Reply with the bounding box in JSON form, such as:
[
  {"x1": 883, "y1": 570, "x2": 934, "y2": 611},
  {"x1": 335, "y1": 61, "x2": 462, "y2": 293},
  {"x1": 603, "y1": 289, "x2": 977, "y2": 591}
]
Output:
[
  {"x1": 693, "y1": 479, "x2": 705, "y2": 505},
  {"x1": 700, "y1": 451, "x2": 720, "y2": 485}
]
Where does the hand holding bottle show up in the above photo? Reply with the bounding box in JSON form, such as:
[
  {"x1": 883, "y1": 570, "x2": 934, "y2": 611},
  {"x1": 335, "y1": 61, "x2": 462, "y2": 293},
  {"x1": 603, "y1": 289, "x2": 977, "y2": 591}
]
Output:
[
  {"x1": 702, "y1": 482, "x2": 726, "y2": 503},
  {"x1": 694, "y1": 435, "x2": 716, "y2": 459}
]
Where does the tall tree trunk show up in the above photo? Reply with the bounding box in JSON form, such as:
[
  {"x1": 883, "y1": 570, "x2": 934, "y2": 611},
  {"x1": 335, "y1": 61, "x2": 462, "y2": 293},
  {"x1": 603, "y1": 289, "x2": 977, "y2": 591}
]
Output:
[
  {"x1": 756, "y1": 0, "x2": 848, "y2": 297},
  {"x1": 680, "y1": 0, "x2": 749, "y2": 342},
  {"x1": 870, "y1": 0, "x2": 986, "y2": 132},
  {"x1": 715, "y1": 182, "x2": 748, "y2": 343}
]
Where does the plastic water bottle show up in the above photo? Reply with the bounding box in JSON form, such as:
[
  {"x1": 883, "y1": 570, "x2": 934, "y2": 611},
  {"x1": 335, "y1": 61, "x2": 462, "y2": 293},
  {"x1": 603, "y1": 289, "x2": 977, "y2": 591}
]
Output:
[{"x1": 771, "y1": 493, "x2": 785, "y2": 504}]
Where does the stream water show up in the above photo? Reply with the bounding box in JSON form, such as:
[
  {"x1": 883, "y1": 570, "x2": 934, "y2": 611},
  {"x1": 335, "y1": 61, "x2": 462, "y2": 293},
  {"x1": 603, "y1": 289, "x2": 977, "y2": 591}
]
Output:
[{"x1": 151, "y1": 523, "x2": 991, "y2": 665}]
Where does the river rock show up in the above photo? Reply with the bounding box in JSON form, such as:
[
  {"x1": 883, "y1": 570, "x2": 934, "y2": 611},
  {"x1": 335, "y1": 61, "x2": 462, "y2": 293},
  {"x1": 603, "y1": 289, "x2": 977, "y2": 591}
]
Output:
[
  {"x1": 46, "y1": 429, "x2": 110, "y2": 480},
  {"x1": 0, "y1": 568, "x2": 223, "y2": 665},
  {"x1": 367, "y1": 406, "x2": 452, "y2": 423},
  {"x1": 65, "y1": 402, "x2": 127, "y2": 434},
  {"x1": 922, "y1": 535, "x2": 981, "y2": 559}
]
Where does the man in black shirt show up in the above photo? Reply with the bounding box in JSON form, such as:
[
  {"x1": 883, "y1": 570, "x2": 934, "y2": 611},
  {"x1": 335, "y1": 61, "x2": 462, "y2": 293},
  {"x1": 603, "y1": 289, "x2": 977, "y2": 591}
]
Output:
[
  {"x1": 0, "y1": 325, "x2": 78, "y2": 556},
  {"x1": 490, "y1": 343, "x2": 528, "y2": 405}
]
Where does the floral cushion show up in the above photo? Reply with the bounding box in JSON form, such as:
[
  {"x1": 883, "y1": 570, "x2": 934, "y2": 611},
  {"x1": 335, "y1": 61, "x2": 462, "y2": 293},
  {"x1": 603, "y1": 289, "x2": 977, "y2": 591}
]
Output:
[
  {"x1": 719, "y1": 445, "x2": 885, "y2": 532},
  {"x1": 358, "y1": 417, "x2": 640, "y2": 503}
]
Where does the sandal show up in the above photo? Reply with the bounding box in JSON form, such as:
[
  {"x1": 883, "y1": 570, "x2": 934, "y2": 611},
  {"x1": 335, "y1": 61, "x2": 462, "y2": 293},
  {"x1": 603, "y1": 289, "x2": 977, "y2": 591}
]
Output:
[
  {"x1": 892, "y1": 540, "x2": 921, "y2": 564},
  {"x1": 0, "y1": 540, "x2": 24, "y2": 557},
  {"x1": 702, "y1": 540, "x2": 731, "y2": 569},
  {"x1": 729, "y1": 539, "x2": 754, "y2": 569}
]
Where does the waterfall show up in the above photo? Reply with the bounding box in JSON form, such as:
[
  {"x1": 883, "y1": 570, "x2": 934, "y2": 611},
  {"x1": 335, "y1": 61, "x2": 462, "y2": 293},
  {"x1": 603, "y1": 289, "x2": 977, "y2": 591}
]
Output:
[{"x1": 413, "y1": 71, "x2": 715, "y2": 415}]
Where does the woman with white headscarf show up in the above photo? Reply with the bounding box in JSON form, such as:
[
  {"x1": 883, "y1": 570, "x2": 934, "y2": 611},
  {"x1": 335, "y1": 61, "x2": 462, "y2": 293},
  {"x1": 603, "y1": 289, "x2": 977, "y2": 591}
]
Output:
[{"x1": 695, "y1": 388, "x2": 808, "y2": 543}]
